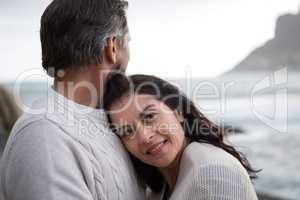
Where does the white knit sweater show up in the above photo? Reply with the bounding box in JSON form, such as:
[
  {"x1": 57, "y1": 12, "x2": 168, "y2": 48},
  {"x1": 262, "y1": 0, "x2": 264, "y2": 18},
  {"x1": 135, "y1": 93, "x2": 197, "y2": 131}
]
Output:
[
  {"x1": 147, "y1": 142, "x2": 258, "y2": 200},
  {"x1": 0, "y1": 87, "x2": 145, "y2": 200}
]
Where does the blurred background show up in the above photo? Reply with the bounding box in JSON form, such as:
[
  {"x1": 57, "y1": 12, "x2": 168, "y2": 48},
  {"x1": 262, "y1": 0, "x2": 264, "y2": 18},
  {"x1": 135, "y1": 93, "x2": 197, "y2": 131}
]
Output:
[{"x1": 1, "y1": 0, "x2": 300, "y2": 199}]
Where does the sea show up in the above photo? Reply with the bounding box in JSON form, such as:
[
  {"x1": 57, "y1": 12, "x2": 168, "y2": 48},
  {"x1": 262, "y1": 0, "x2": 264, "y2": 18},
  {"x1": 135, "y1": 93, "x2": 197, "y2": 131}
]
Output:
[{"x1": 1, "y1": 71, "x2": 300, "y2": 199}]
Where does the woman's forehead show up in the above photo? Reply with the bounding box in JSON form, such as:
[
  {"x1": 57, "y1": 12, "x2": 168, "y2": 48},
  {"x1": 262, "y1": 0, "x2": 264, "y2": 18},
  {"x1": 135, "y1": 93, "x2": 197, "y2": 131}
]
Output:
[
  {"x1": 111, "y1": 94, "x2": 159, "y2": 111},
  {"x1": 109, "y1": 94, "x2": 160, "y2": 121}
]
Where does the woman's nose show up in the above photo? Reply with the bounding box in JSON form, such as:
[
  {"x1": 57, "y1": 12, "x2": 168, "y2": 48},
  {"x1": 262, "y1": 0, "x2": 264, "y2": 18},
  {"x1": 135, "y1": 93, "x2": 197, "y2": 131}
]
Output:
[{"x1": 136, "y1": 124, "x2": 155, "y2": 145}]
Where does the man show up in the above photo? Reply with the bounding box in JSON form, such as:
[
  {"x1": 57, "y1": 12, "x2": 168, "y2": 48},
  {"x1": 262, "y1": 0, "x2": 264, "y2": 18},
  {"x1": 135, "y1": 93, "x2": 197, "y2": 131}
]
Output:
[{"x1": 0, "y1": 0, "x2": 145, "y2": 199}]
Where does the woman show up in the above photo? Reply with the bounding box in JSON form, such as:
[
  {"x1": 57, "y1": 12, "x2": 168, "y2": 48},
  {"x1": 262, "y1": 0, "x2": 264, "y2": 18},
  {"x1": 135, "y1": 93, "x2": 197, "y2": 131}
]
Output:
[{"x1": 103, "y1": 74, "x2": 259, "y2": 200}]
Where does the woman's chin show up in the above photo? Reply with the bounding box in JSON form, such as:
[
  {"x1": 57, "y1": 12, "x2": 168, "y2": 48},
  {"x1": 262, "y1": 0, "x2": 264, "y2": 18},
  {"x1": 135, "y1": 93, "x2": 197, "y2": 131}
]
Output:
[{"x1": 144, "y1": 158, "x2": 173, "y2": 168}]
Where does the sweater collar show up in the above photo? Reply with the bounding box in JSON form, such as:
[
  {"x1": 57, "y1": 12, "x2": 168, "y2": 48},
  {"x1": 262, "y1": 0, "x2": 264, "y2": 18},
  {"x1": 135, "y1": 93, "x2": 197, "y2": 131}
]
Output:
[{"x1": 48, "y1": 86, "x2": 108, "y2": 123}]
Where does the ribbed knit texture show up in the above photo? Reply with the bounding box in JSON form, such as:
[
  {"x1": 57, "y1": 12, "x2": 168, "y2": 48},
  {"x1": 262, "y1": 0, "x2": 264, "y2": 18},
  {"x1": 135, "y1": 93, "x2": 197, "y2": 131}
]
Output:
[
  {"x1": 0, "y1": 87, "x2": 145, "y2": 200},
  {"x1": 148, "y1": 142, "x2": 258, "y2": 200}
]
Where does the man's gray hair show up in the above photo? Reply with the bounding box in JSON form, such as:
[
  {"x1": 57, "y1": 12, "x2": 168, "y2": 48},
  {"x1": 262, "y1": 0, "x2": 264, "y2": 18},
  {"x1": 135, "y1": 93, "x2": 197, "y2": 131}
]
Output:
[{"x1": 40, "y1": 0, "x2": 129, "y2": 77}]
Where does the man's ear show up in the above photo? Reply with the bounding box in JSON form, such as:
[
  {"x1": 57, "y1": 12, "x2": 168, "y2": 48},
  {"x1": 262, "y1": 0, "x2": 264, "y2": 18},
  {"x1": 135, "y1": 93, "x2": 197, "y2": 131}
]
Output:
[{"x1": 104, "y1": 37, "x2": 118, "y2": 64}]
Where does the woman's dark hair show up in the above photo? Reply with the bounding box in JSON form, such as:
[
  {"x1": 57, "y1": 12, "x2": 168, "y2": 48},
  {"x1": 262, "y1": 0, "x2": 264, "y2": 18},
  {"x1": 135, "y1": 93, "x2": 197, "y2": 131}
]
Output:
[
  {"x1": 103, "y1": 73, "x2": 259, "y2": 193},
  {"x1": 40, "y1": 0, "x2": 128, "y2": 77}
]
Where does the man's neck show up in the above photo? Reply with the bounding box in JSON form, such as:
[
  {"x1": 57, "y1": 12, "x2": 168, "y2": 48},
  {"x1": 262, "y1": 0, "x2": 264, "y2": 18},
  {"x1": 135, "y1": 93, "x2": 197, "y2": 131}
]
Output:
[{"x1": 53, "y1": 66, "x2": 107, "y2": 108}]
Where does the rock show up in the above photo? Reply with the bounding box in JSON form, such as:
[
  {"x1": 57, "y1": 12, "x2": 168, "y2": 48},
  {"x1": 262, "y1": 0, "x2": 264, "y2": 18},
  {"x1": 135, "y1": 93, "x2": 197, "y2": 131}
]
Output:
[{"x1": 227, "y1": 10, "x2": 300, "y2": 73}]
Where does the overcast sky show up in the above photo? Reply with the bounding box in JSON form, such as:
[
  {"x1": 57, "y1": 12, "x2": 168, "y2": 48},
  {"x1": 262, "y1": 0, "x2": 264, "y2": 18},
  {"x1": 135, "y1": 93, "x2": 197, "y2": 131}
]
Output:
[{"x1": 0, "y1": 0, "x2": 299, "y2": 82}]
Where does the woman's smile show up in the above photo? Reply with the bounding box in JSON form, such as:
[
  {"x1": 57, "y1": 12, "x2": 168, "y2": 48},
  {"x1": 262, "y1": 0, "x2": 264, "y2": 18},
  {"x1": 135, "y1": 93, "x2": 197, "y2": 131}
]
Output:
[{"x1": 145, "y1": 139, "x2": 169, "y2": 156}]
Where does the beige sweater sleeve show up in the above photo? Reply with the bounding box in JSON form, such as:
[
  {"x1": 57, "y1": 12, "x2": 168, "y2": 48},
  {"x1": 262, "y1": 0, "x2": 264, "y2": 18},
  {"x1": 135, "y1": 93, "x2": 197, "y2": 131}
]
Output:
[
  {"x1": 181, "y1": 162, "x2": 258, "y2": 200},
  {"x1": 169, "y1": 143, "x2": 258, "y2": 200}
]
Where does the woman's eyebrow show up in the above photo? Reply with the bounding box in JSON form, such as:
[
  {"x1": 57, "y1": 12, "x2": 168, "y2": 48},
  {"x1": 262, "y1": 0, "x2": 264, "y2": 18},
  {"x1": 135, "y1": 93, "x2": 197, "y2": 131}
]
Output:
[
  {"x1": 139, "y1": 104, "x2": 156, "y2": 117},
  {"x1": 117, "y1": 105, "x2": 157, "y2": 131}
]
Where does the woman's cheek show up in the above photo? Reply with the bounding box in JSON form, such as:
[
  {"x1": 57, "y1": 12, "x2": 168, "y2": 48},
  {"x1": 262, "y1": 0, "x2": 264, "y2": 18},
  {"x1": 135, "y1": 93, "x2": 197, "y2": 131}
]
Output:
[
  {"x1": 155, "y1": 122, "x2": 171, "y2": 135},
  {"x1": 124, "y1": 140, "x2": 140, "y2": 157}
]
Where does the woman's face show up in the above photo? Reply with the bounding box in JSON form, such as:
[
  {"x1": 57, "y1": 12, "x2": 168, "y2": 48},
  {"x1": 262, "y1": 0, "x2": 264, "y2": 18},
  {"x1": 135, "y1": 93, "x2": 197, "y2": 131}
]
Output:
[{"x1": 109, "y1": 94, "x2": 187, "y2": 168}]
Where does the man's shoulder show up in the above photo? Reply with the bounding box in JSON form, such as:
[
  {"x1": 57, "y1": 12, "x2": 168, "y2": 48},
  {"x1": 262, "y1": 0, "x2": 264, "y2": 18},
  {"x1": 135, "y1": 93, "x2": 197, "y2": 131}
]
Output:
[
  {"x1": 10, "y1": 111, "x2": 60, "y2": 139},
  {"x1": 4, "y1": 113, "x2": 62, "y2": 153},
  {"x1": 11, "y1": 111, "x2": 46, "y2": 132}
]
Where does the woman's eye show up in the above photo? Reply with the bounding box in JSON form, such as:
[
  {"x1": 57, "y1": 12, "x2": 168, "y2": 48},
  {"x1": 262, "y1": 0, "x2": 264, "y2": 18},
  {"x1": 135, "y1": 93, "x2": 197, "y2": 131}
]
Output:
[
  {"x1": 120, "y1": 125, "x2": 136, "y2": 139},
  {"x1": 143, "y1": 113, "x2": 158, "y2": 124}
]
